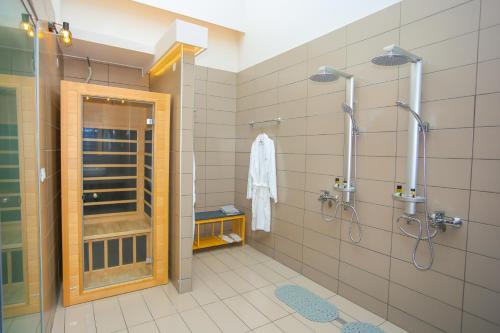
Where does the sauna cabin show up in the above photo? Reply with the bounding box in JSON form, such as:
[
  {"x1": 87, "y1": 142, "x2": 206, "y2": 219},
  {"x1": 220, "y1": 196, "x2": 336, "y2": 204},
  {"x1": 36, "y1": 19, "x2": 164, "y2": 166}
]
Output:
[{"x1": 60, "y1": 81, "x2": 170, "y2": 306}]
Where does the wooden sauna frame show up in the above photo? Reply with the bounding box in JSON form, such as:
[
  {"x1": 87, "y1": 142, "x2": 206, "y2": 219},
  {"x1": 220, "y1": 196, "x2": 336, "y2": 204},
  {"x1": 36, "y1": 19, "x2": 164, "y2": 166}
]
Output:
[
  {"x1": 61, "y1": 81, "x2": 170, "y2": 306},
  {"x1": 0, "y1": 74, "x2": 40, "y2": 318}
]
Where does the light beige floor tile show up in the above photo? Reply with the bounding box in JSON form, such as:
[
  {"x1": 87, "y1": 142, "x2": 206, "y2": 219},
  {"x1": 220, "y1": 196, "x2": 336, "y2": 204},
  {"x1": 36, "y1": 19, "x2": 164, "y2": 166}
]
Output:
[
  {"x1": 203, "y1": 301, "x2": 250, "y2": 333},
  {"x1": 379, "y1": 320, "x2": 409, "y2": 333},
  {"x1": 213, "y1": 251, "x2": 245, "y2": 269},
  {"x1": 119, "y1": 291, "x2": 153, "y2": 327},
  {"x1": 331, "y1": 311, "x2": 358, "y2": 329},
  {"x1": 234, "y1": 265, "x2": 273, "y2": 288},
  {"x1": 8, "y1": 313, "x2": 41, "y2": 333},
  {"x1": 199, "y1": 254, "x2": 231, "y2": 273},
  {"x1": 155, "y1": 313, "x2": 190, "y2": 333},
  {"x1": 162, "y1": 283, "x2": 199, "y2": 312},
  {"x1": 141, "y1": 286, "x2": 177, "y2": 319},
  {"x1": 65, "y1": 302, "x2": 95, "y2": 333},
  {"x1": 181, "y1": 307, "x2": 222, "y2": 333},
  {"x1": 93, "y1": 297, "x2": 126, "y2": 333},
  {"x1": 250, "y1": 263, "x2": 288, "y2": 284},
  {"x1": 274, "y1": 315, "x2": 314, "y2": 332},
  {"x1": 219, "y1": 270, "x2": 255, "y2": 293},
  {"x1": 193, "y1": 257, "x2": 217, "y2": 276},
  {"x1": 258, "y1": 285, "x2": 296, "y2": 314},
  {"x1": 223, "y1": 295, "x2": 270, "y2": 329},
  {"x1": 242, "y1": 289, "x2": 289, "y2": 321},
  {"x1": 328, "y1": 295, "x2": 385, "y2": 326},
  {"x1": 203, "y1": 272, "x2": 239, "y2": 299},
  {"x1": 243, "y1": 246, "x2": 273, "y2": 263},
  {"x1": 292, "y1": 313, "x2": 341, "y2": 333},
  {"x1": 252, "y1": 322, "x2": 283, "y2": 333},
  {"x1": 191, "y1": 276, "x2": 220, "y2": 305},
  {"x1": 51, "y1": 307, "x2": 65, "y2": 333},
  {"x1": 263, "y1": 259, "x2": 300, "y2": 279},
  {"x1": 289, "y1": 276, "x2": 336, "y2": 299},
  {"x1": 128, "y1": 321, "x2": 159, "y2": 333},
  {"x1": 229, "y1": 250, "x2": 260, "y2": 266}
]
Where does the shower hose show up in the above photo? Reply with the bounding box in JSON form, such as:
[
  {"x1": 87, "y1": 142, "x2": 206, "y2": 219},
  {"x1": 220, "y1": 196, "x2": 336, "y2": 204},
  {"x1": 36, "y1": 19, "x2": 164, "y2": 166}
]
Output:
[
  {"x1": 320, "y1": 127, "x2": 361, "y2": 244},
  {"x1": 397, "y1": 120, "x2": 437, "y2": 270}
]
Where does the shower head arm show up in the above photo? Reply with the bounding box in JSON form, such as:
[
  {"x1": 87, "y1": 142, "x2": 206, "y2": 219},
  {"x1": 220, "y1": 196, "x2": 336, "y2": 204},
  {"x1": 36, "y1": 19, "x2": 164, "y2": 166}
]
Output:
[
  {"x1": 396, "y1": 101, "x2": 429, "y2": 132},
  {"x1": 384, "y1": 44, "x2": 422, "y2": 63},
  {"x1": 332, "y1": 69, "x2": 353, "y2": 79}
]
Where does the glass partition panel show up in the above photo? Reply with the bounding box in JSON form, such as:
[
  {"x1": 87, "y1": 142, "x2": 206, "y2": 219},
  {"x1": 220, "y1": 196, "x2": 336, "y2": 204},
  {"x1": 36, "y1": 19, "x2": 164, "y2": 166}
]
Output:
[
  {"x1": 82, "y1": 96, "x2": 154, "y2": 290},
  {"x1": 0, "y1": 0, "x2": 41, "y2": 332}
]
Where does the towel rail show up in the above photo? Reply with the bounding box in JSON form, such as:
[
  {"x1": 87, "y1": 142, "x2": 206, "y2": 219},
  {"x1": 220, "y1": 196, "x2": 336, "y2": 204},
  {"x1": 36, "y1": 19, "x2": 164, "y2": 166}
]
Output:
[{"x1": 249, "y1": 117, "x2": 282, "y2": 127}]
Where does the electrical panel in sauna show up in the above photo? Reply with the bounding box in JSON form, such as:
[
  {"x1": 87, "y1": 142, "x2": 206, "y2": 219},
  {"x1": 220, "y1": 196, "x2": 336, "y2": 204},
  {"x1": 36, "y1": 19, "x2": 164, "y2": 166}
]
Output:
[{"x1": 61, "y1": 81, "x2": 170, "y2": 306}]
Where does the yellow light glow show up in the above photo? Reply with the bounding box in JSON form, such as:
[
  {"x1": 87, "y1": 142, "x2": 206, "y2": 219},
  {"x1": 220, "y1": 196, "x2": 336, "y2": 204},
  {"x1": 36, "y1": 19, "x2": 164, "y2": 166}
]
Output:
[
  {"x1": 149, "y1": 44, "x2": 204, "y2": 77},
  {"x1": 60, "y1": 29, "x2": 72, "y2": 46},
  {"x1": 27, "y1": 28, "x2": 34, "y2": 38},
  {"x1": 22, "y1": 22, "x2": 30, "y2": 31}
]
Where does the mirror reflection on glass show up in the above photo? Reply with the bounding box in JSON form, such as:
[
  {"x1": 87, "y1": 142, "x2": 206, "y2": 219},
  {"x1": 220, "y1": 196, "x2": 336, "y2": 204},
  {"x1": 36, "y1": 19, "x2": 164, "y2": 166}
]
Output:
[{"x1": 0, "y1": 0, "x2": 41, "y2": 332}]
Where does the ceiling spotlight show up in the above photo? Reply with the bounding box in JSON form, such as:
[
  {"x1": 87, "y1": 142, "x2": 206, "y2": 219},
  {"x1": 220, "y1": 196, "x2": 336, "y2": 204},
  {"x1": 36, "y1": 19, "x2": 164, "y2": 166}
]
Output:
[
  {"x1": 21, "y1": 13, "x2": 30, "y2": 31},
  {"x1": 48, "y1": 21, "x2": 72, "y2": 47},
  {"x1": 60, "y1": 22, "x2": 72, "y2": 46}
]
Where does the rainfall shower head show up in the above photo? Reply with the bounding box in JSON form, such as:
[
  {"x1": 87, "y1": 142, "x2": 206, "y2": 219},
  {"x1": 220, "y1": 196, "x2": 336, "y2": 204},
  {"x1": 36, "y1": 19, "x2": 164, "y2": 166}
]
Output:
[
  {"x1": 371, "y1": 44, "x2": 421, "y2": 66},
  {"x1": 309, "y1": 66, "x2": 353, "y2": 82}
]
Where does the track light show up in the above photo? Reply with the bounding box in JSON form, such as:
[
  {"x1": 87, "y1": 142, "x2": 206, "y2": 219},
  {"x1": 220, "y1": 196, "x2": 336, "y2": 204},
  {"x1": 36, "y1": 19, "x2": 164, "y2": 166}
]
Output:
[
  {"x1": 60, "y1": 22, "x2": 72, "y2": 46},
  {"x1": 21, "y1": 13, "x2": 35, "y2": 38},
  {"x1": 48, "y1": 21, "x2": 72, "y2": 47}
]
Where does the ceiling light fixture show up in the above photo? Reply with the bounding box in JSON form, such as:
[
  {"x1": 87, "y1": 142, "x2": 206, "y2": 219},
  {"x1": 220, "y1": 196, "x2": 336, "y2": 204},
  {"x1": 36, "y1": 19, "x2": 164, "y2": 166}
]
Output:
[
  {"x1": 21, "y1": 13, "x2": 35, "y2": 38},
  {"x1": 48, "y1": 21, "x2": 73, "y2": 46}
]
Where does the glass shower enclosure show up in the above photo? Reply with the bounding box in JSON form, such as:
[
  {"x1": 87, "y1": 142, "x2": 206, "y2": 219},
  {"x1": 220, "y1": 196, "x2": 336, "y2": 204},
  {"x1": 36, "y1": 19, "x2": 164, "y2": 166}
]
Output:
[{"x1": 0, "y1": 0, "x2": 42, "y2": 332}]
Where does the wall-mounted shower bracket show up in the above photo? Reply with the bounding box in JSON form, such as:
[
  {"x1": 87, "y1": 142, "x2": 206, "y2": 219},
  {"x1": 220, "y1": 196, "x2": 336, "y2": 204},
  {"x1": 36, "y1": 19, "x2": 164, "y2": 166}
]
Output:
[
  {"x1": 430, "y1": 211, "x2": 462, "y2": 232},
  {"x1": 392, "y1": 193, "x2": 425, "y2": 203},
  {"x1": 318, "y1": 190, "x2": 339, "y2": 203}
]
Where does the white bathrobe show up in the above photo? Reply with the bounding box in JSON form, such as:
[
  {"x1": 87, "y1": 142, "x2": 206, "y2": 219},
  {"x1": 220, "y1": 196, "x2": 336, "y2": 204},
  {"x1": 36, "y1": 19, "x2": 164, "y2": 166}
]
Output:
[{"x1": 247, "y1": 133, "x2": 277, "y2": 232}]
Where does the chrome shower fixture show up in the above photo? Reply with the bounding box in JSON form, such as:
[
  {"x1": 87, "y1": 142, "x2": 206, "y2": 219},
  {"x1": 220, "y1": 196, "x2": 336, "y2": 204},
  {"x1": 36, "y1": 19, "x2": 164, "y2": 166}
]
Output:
[
  {"x1": 342, "y1": 103, "x2": 359, "y2": 134},
  {"x1": 371, "y1": 44, "x2": 421, "y2": 66},
  {"x1": 311, "y1": 67, "x2": 361, "y2": 244},
  {"x1": 309, "y1": 66, "x2": 353, "y2": 82},
  {"x1": 396, "y1": 101, "x2": 429, "y2": 132}
]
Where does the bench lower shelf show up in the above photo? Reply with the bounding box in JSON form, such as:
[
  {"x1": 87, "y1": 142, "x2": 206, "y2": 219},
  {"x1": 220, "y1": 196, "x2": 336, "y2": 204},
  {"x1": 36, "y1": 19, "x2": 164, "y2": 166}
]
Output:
[{"x1": 193, "y1": 213, "x2": 245, "y2": 250}]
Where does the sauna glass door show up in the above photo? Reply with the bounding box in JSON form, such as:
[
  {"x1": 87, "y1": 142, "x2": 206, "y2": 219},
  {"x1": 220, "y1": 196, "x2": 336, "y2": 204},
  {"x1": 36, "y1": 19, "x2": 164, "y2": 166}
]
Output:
[{"x1": 82, "y1": 97, "x2": 154, "y2": 290}]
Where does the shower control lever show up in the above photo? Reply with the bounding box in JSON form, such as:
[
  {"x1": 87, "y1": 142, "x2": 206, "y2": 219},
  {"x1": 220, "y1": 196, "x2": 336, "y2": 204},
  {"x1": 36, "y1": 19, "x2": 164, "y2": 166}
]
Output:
[
  {"x1": 318, "y1": 190, "x2": 338, "y2": 203},
  {"x1": 430, "y1": 211, "x2": 462, "y2": 232}
]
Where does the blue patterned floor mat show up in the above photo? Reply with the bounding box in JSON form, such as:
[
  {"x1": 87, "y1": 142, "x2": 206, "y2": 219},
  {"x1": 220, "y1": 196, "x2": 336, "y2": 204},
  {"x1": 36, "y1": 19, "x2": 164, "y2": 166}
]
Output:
[
  {"x1": 275, "y1": 284, "x2": 338, "y2": 322},
  {"x1": 341, "y1": 322, "x2": 386, "y2": 333}
]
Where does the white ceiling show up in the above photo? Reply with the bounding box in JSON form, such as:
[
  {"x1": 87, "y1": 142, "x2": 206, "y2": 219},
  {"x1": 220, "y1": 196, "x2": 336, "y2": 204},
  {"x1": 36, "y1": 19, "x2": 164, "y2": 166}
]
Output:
[{"x1": 50, "y1": 0, "x2": 400, "y2": 72}]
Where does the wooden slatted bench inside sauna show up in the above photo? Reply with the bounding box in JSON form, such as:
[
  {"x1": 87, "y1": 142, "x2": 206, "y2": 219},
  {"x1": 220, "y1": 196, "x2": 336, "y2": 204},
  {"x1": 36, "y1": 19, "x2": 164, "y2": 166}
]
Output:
[
  {"x1": 193, "y1": 210, "x2": 246, "y2": 250},
  {"x1": 82, "y1": 126, "x2": 153, "y2": 289}
]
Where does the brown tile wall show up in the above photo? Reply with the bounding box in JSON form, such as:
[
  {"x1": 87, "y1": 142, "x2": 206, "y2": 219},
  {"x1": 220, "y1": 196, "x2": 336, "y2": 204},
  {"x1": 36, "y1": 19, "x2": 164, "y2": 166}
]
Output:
[
  {"x1": 150, "y1": 47, "x2": 195, "y2": 293},
  {"x1": 233, "y1": 1, "x2": 500, "y2": 332},
  {"x1": 39, "y1": 29, "x2": 63, "y2": 333},
  {"x1": 193, "y1": 66, "x2": 237, "y2": 212}
]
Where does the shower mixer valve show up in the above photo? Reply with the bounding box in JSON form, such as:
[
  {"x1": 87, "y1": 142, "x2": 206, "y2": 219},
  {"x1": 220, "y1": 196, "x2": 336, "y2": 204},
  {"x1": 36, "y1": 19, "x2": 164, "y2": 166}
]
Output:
[
  {"x1": 429, "y1": 211, "x2": 462, "y2": 232},
  {"x1": 318, "y1": 190, "x2": 339, "y2": 204}
]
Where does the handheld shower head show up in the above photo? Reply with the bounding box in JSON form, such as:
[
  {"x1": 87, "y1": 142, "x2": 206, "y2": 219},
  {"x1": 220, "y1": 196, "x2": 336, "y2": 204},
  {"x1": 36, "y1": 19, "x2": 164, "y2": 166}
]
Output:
[
  {"x1": 309, "y1": 66, "x2": 353, "y2": 82},
  {"x1": 371, "y1": 44, "x2": 421, "y2": 66},
  {"x1": 397, "y1": 101, "x2": 428, "y2": 131},
  {"x1": 342, "y1": 103, "x2": 358, "y2": 134}
]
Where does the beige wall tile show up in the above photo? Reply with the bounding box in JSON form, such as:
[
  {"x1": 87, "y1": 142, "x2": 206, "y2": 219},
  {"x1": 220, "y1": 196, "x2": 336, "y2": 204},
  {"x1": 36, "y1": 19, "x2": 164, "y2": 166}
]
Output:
[
  {"x1": 463, "y1": 282, "x2": 500, "y2": 326},
  {"x1": 307, "y1": 91, "x2": 346, "y2": 116},
  {"x1": 357, "y1": 80, "x2": 398, "y2": 110},
  {"x1": 206, "y1": 81, "x2": 236, "y2": 98},
  {"x1": 471, "y1": 159, "x2": 500, "y2": 192},
  {"x1": 390, "y1": 258, "x2": 464, "y2": 307},
  {"x1": 473, "y1": 127, "x2": 500, "y2": 159},
  {"x1": 466, "y1": 252, "x2": 500, "y2": 292},
  {"x1": 400, "y1": 0, "x2": 480, "y2": 49},
  {"x1": 109, "y1": 64, "x2": 148, "y2": 87},
  {"x1": 277, "y1": 170, "x2": 306, "y2": 190},
  {"x1": 338, "y1": 282, "x2": 388, "y2": 319},
  {"x1": 347, "y1": 3, "x2": 400, "y2": 44},
  {"x1": 303, "y1": 228, "x2": 340, "y2": 258},
  {"x1": 302, "y1": 247, "x2": 339, "y2": 278},
  {"x1": 278, "y1": 62, "x2": 307, "y2": 86},
  {"x1": 475, "y1": 93, "x2": 500, "y2": 127},
  {"x1": 357, "y1": 132, "x2": 397, "y2": 157},
  {"x1": 348, "y1": 62, "x2": 398, "y2": 88},
  {"x1": 357, "y1": 106, "x2": 398, "y2": 132},
  {"x1": 388, "y1": 305, "x2": 444, "y2": 333},
  {"x1": 420, "y1": 64, "x2": 477, "y2": 101},
  {"x1": 308, "y1": 27, "x2": 346, "y2": 59},
  {"x1": 276, "y1": 136, "x2": 306, "y2": 154},
  {"x1": 467, "y1": 221, "x2": 500, "y2": 259},
  {"x1": 481, "y1": 0, "x2": 500, "y2": 28},
  {"x1": 303, "y1": 210, "x2": 341, "y2": 239},
  {"x1": 462, "y1": 312, "x2": 500, "y2": 333},
  {"x1": 341, "y1": 221, "x2": 391, "y2": 255},
  {"x1": 477, "y1": 58, "x2": 500, "y2": 94},
  {"x1": 278, "y1": 98, "x2": 307, "y2": 119},
  {"x1": 356, "y1": 156, "x2": 396, "y2": 181},
  {"x1": 278, "y1": 187, "x2": 305, "y2": 209},
  {"x1": 401, "y1": 0, "x2": 471, "y2": 25},
  {"x1": 274, "y1": 235, "x2": 302, "y2": 261},
  {"x1": 306, "y1": 134, "x2": 344, "y2": 155},
  {"x1": 479, "y1": 24, "x2": 500, "y2": 62},
  {"x1": 339, "y1": 262, "x2": 389, "y2": 302},
  {"x1": 469, "y1": 190, "x2": 500, "y2": 226},
  {"x1": 273, "y1": 219, "x2": 303, "y2": 243},
  {"x1": 277, "y1": 153, "x2": 306, "y2": 172},
  {"x1": 302, "y1": 265, "x2": 339, "y2": 293},
  {"x1": 278, "y1": 80, "x2": 307, "y2": 103},
  {"x1": 273, "y1": 203, "x2": 304, "y2": 226},
  {"x1": 207, "y1": 68, "x2": 236, "y2": 85},
  {"x1": 340, "y1": 242, "x2": 390, "y2": 279},
  {"x1": 305, "y1": 154, "x2": 343, "y2": 176},
  {"x1": 389, "y1": 282, "x2": 462, "y2": 333}
]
